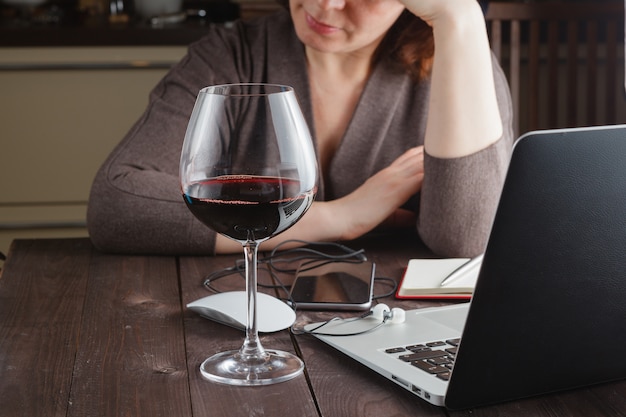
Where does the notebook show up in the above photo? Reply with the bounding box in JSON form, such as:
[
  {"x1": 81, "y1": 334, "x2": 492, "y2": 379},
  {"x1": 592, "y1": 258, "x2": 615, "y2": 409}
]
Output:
[
  {"x1": 395, "y1": 255, "x2": 482, "y2": 299},
  {"x1": 307, "y1": 125, "x2": 626, "y2": 409}
]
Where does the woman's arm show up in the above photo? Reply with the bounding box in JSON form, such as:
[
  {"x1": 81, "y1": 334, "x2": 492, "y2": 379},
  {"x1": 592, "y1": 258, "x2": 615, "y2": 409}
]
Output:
[
  {"x1": 87, "y1": 27, "x2": 238, "y2": 255},
  {"x1": 216, "y1": 146, "x2": 426, "y2": 253},
  {"x1": 402, "y1": 0, "x2": 514, "y2": 257},
  {"x1": 403, "y1": 0, "x2": 503, "y2": 157},
  {"x1": 87, "y1": 74, "x2": 218, "y2": 255}
]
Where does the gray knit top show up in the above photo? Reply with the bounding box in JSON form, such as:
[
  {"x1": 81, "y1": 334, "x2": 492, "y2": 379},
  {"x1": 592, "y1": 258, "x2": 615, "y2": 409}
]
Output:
[{"x1": 86, "y1": 9, "x2": 515, "y2": 256}]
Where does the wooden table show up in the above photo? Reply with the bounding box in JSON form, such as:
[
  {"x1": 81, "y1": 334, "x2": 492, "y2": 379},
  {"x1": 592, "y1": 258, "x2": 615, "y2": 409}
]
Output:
[{"x1": 1, "y1": 234, "x2": 625, "y2": 416}]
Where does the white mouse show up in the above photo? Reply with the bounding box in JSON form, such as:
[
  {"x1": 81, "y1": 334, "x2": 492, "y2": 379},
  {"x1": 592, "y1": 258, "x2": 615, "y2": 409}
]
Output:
[{"x1": 187, "y1": 291, "x2": 296, "y2": 333}]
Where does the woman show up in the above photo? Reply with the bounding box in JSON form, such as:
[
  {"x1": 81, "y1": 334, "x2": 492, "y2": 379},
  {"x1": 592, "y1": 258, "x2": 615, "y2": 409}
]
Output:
[{"x1": 87, "y1": 0, "x2": 514, "y2": 257}]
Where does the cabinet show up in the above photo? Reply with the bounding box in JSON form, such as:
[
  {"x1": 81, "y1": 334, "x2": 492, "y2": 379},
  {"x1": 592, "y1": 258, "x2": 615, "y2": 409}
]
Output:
[{"x1": 0, "y1": 46, "x2": 187, "y2": 255}]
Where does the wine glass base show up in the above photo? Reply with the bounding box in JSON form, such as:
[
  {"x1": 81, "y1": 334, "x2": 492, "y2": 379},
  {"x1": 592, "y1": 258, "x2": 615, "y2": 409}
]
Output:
[{"x1": 200, "y1": 349, "x2": 304, "y2": 386}]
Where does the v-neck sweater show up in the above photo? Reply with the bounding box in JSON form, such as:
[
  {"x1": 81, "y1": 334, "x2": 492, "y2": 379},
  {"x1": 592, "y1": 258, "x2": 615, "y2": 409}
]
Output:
[{"x1": 86, "y1": 9, "x2": 514, "y2": 256}]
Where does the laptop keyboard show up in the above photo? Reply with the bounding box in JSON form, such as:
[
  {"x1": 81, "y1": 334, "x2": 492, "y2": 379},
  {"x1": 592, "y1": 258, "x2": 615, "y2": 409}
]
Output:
[{"x1": 385, "y1": 338, "x2": 460, "y2": 381}]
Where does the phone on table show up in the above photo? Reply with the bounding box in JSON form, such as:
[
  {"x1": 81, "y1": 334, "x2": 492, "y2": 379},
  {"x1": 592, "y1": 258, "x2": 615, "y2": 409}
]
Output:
[{"x1": 289, "y1": 261, "x2": 375, "y2": 311}]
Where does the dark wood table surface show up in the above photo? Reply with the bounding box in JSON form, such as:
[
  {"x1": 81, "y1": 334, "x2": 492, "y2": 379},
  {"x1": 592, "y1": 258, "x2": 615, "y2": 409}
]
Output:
[{"x1": 1, "y1": 234, "x2": 625, "y2": 416}]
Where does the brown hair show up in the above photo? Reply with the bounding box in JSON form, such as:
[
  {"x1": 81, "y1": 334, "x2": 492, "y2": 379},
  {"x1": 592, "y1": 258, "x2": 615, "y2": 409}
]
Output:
[
  {"x1": 380, "y1": 10, "x2": 434, "y2": 82},
  {"x1": 274, "y1": 0, "x2": 434, "y2": 82}
]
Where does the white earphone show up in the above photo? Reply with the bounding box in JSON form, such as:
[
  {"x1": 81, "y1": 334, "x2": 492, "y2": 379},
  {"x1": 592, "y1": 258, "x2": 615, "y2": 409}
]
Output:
[
  {"x1": 295, "y1": 303, "x2": 406, "y2": 336},
  {"x1": 370, "y1": 304, "x2": 406, "y2": 324}
]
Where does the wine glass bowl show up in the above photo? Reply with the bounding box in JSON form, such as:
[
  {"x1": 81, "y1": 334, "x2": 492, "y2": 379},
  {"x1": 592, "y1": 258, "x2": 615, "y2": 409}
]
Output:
[{"x1": 180, "y1": 83, "x2": 318, "y2": 385}]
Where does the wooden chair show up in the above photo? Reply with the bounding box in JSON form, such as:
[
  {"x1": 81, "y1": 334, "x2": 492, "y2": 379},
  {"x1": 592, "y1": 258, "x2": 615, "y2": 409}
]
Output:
[{"x1": 485, "y1": 1, "x2": 626, "y2": 136}]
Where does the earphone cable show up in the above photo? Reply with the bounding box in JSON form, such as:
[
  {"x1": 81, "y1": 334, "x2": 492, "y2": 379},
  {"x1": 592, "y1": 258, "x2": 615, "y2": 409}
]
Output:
[
  {"x1": 200, "y1": 239, "x2": 402, "y2": 337},
  {"x1": 290, "y1": 310, "x2": 390, "y2": 337},
  {"x1": 202, "y1": 239, "x2": 369, "y2": 300}
]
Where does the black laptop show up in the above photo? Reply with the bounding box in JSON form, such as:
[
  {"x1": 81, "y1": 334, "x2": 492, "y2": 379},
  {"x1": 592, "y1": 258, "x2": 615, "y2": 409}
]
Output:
[{"x1": 307, "y1": 125, "x2": 626, "y2": 409}]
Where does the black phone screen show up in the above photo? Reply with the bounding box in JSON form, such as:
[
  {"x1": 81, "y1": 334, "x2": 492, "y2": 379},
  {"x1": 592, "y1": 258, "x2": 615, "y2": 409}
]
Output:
[{"x1": 289, "y1": 261, "x2": 375, "y2": 310}]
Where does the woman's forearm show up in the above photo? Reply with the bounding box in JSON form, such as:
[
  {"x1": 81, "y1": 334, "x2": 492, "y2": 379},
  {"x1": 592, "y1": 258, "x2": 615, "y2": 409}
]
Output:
[
  {"x1": 423, "y1": 1, "x2": 503, "y2": 158},
  {"x1": 215, "y1": 147, "x2": 425, "y2": 254}
]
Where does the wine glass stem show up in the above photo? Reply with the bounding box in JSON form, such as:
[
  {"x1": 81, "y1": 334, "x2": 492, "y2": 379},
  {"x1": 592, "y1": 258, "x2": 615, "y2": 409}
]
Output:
[{"x1": 239, "y1": 240, "x2": 267, "y2": 361}]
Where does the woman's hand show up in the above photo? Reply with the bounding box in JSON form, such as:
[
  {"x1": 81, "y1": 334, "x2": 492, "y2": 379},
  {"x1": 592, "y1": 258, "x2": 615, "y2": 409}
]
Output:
[
  {"x1": 328, "y1": 146, "x2": 424, "y2": 241},
  {"x1": 214, "y1": 146, "x2": 425, "y2": 253}
]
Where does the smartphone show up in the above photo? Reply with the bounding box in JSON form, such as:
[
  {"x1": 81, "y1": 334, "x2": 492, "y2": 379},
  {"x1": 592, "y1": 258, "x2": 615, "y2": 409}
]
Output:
[{"x1": 289, "y1": 261, "x2": 375, "y2": 311}]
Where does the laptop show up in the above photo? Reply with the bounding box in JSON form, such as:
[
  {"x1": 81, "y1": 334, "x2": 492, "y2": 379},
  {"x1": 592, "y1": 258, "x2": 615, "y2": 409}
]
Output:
[{"x1": 306, "y1": 125, "x2": 626, "y2": 409}]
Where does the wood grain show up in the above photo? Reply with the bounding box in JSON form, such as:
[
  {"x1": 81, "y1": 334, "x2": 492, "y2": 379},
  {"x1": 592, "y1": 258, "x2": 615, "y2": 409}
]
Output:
[
  {"x1": 0, "y1": 238, "x2": 92, "y2": 417},
  {"x1": 67, "y1": 247, "x2": 190, "y2": 417}
]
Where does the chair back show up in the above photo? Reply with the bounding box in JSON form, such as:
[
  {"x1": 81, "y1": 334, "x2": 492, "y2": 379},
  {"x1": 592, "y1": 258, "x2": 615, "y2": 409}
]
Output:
[{"x1": 485, "y1": 1, "x2": 626, "y2": 136}]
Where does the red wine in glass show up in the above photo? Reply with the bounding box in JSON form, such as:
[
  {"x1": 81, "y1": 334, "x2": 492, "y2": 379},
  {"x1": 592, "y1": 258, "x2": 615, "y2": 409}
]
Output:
[{"x1": 183, "y1": 176, "x2": 314, "y2": 242}]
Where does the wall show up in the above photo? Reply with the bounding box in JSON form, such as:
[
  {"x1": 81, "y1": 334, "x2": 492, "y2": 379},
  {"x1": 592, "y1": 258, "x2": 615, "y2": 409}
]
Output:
[{"x1": 0, "y1": 47, "x2": 187, "y2": 256}]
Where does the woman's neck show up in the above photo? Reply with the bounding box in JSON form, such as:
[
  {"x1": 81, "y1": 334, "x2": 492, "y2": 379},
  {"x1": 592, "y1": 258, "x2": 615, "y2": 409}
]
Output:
[{"x1": 305, "y1": 46, "x2": 373, "y2": 86}]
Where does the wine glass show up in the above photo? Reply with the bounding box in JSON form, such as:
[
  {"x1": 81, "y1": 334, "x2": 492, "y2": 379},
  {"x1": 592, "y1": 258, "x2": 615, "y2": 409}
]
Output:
[{"x1": 180, "y1": 83, "x2": 318, "y2": 385}]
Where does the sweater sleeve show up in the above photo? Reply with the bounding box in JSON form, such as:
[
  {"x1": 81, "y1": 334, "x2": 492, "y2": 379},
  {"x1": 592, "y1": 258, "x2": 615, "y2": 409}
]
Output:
[
  {"x1": 86, "y1": 24, "x2": 256, "y2": 255},
  {"x1": 86, "y1": 56, "x2": 216, "y2": 255},
  {"x1": 417, "y1": 56, "x2": 515, "y2": 258}
]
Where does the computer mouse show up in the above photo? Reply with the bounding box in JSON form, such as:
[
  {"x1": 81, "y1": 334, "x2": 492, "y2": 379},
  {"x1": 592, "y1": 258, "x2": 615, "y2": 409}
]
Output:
[{"x1": 187, "y1": 291, "x2": 296, "y2": 333}]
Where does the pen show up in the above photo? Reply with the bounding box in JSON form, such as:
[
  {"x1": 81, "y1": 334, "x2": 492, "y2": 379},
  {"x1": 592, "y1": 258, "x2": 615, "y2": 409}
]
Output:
[{"x1": 439, "y1": 254, "x2": 484, "y2": 287}]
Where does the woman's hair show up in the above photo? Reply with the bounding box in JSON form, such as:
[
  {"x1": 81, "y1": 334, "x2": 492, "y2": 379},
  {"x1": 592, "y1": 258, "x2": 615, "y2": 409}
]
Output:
[
  {"x1": 377, "y1": 10, "x2": 434, "y2": 82},
  {"x1": 274, "y1": 0, "x2": 434, "y2": 82}
]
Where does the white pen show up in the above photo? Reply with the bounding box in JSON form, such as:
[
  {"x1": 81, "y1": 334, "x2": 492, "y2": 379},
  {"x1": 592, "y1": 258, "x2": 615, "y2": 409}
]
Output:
[{"x1": 439, "y1": 254, "x2": 484, "y2": 287}]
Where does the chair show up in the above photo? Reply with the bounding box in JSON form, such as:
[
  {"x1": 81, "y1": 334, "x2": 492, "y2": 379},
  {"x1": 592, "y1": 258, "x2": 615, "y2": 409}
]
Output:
[{"x1": 485, "y1": 1, "x2": 626, "y2": 136}]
